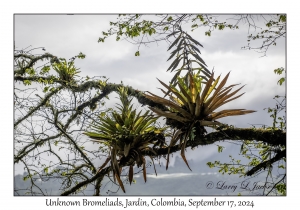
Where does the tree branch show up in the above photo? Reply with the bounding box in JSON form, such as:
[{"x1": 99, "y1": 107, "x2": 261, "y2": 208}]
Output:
[
  {"x1": 61, "y1": 165, "x2": 112, "y2": 196},
  {"x1": 14, "y1": 53, "x2": 59, "y2": 75},
  {"x1": 245, "y1": 149, "x2": 286, "y2": 176},
  {"x1": 14, "y1": 86, "x2": 64, "y2": 128}
]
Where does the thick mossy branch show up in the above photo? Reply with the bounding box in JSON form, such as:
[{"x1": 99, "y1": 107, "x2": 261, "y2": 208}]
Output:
[
  {"x1": 14, "y1": 75, "x2": 66, "y2": 86},
  {"x1": 127, "y1": 87, "x2": 169, "y2": 111},
  {"x1": 73, "y1": 82, "x2": 168, "y2": 111},
  {"x1": 14, "y1": 53, "x2": 59, "y2": 76},
  {"x1": 150, "y1": 128, "x2": 286, "y2": 156},
  {"x1": 192, "y1": 127, "x2": 286, "y2": 147}
]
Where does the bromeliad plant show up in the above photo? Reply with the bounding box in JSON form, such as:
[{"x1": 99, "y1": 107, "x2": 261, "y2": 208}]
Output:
[
  {"x1": 52, "y1": 58, "x2": 81, "y2": 82},
  {"x1": 84, "y1": 87, "x2": 166, "y2": 193},
  {"x1": 144, "y1": 71, "x2": 256, "y2": 170}
]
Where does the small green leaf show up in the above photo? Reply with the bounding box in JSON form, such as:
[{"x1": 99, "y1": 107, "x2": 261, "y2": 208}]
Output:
[
  {"x1": 44, "y1": 167, "x2": 49, "y2": 174},
  {"x1": 25, "y1": 68, "x2": 35, "y2": 76},
  {"x1": 217, "y1": 145, "x2": 224, "y2": 153},
  {"x1": 279, "y1": 15, "x2": 286, "y2": 22},
  {"x1": 43, "y1": 86, "x2": 49, "y2": 93},
  {"x1": 135, "y1": 51, "x2": 140, "y2": 56},
  {"x1": 205, "y1": 31, "x2": 211, "y2": 36},
  {"x1": 40, "y1": 66, "x2": 50, "y2": 75},
  {"x1": 218, "y1": 24, "x2": 225, "y2": 30},
  {"x1": 77, "y1": 52, "x2": 86, "y2": 59},
  {"x1": 167, "y1": 16, "x2": 173, "y2": 22},
  {"x1": 277, "y1": 78, "x2": 285, "y2": 85},
  {"x1": 197, "y1": 15, "x2": 204, "y2": 22},
  {"x1": 207, "y1": 162, "x2": 214, "y2": 168},
  {"x1": 23, "y1": 80, "x2": 32, "y2": 86},
  {"x1": 274, "y1": 67, "x2": 284, "y2": 75},
  {"x1": 98, "y1": 37, "x2": 105, "y2": 43}
]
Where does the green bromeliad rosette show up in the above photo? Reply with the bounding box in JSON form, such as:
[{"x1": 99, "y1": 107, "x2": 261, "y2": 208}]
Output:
[
  {"x1": 144, "y1": 71, "x2": 256, "y2": 170},
  {"x1": 84, "y1": 87, "x2": 166, "y2": 193}
]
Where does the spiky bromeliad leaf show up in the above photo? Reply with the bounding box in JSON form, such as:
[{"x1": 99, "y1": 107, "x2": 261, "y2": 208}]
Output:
[
  {"x1": 168, "y1": 33, "x2": 182, "y2": 51},
  {"x1": 142, "y1": 157, "x2": 147, "y2": 182},
  {"x1": 166, "y1": 129, "x2": 183, "y2": 170},
  {"x1": 191, "y1": 52, "x2": 207, "y2": 68},
  {"x1": 129, "y1": 165, "x2": 134, "y2": 185},
  {"x1": 84, "y1": 87, "x2": 166, "y2": 193},
  {"x1": 149, "y1": 156, "x2": 157, "y2": 176},
  {"x1": 191, "y1": 61, "x2": 211, "y2": 79},
  {"x1": 166, "y1": 30, "x2": 180, "y2": 38},
  {"x1": 96, "y1": 157, "x2": 111, "y2": 174},
  {"x1": 186, "y1": 33, "x2": 203, "y2": 47},
  {"x1": 144, "y1": 71, "x2": 255, "y2": 170},
  {"x1": 188, "y1": 43, "x2": 201, "y2": 54},
  {"x1": 166, "y1": 28, "x2": 211, "y2": 85}
]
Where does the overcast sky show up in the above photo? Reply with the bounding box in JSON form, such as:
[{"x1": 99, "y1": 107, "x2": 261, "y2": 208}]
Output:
[
  {"x1": 14, "y1": 14, "x2": 286, "y2": 175},
  {"x1": 14, "y1": 14, "x2": 285, "y2": 123}
]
